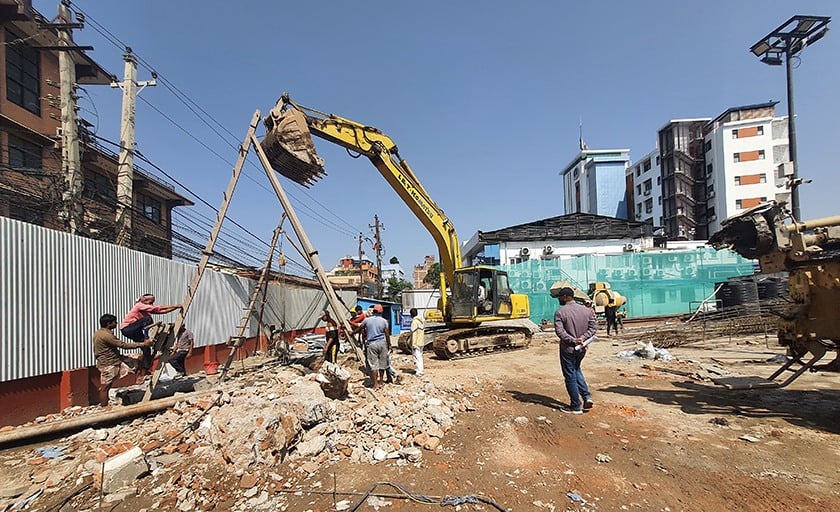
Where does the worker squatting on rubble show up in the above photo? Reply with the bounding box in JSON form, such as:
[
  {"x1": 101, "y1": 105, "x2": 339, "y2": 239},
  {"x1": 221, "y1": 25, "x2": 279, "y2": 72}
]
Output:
[
  {"x1": 119, "y1": 294, "x2": 183, "y2": 382},
  {"x1": 93, "y1": 314, "x2": 153, "y2": 405},
  {"x1": 410, "y1": 308, "x2": 425, "y2": 377},
  {"x1": 321, "y1": 310, "x2": 339, "y2": 363},
  {"x1": 554, "y1": 287, "x2": 597, "y2": 414},
  {"x1": 168, "y1": 326, "x2": 194, "y2": 378},
  {"x1": 352, "y1": 304, "x2": 392, "y2": 390}
]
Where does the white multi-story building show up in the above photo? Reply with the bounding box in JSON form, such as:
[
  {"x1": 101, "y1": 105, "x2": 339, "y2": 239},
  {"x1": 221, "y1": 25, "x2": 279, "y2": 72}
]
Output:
[
  {"x1": 626, "y1": 149, "x2": 663, "y2": 230},
  {"x1": 703, "y1": 102, "x2": 790, "y2": 234}
]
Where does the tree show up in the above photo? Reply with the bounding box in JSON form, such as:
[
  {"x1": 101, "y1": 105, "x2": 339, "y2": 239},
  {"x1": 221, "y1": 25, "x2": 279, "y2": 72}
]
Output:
[
  {"x1": 389, "y1": 256, "x2": 399, "y2": 264},
  {"x1": 384, "y1": 276, "x2": 413, "y2": 302},
  {"x1": 422, "y1": 262, "x2": 441, "y2": 289}
]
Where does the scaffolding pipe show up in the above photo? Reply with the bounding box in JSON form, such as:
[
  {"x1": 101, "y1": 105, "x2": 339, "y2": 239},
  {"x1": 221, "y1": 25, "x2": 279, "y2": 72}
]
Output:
[{"x1": 0, "y1": 390, "x2": 220, "y2": 448}]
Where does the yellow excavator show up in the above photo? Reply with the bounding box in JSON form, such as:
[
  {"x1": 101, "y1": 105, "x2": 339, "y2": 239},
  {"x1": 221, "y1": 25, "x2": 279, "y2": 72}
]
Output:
[{"x1": 260, "y1": 94, "x2": 531, "y2": 358}]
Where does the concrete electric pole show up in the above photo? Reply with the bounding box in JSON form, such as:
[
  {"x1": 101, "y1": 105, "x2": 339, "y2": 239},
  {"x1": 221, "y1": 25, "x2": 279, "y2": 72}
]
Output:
[
  {"x1": 357, "y1": 233, "x2": 365, "y2": 296},
  {"x1": 57, "y1": 1, "x2": 82, "y2": 234},
  {"x1": 112, "y1": 50, "x2": 156, "y2": 248},
  {"x1": 370, "y1": 214, "x2": 384, "y2": 299}
]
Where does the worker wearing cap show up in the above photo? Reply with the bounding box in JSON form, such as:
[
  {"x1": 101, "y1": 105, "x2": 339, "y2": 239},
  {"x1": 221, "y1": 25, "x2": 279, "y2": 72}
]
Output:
[
  {"x1": 353, "y1": 304, "x2": 391, "y2": 390},
  {"x1": 554, "y1": 287, "x2": 596, "y2": 414}
]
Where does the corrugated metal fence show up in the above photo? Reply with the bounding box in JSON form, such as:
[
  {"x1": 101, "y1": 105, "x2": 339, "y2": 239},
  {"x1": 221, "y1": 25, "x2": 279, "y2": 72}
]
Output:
[{"x1": 0, "y1": 218, "x2": 354, "y2": 382}]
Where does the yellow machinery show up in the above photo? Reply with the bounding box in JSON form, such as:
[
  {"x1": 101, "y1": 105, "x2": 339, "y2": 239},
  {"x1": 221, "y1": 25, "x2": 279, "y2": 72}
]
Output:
[
  {"x1": 260, "y1": 94, "x2": 531, "y2": 358},
  {"x1": 589, "y1": 282, "x2": 626, "y2": 315},
  {"x1": 709, "y1": 201, "x2": 840, "y2": 388}
]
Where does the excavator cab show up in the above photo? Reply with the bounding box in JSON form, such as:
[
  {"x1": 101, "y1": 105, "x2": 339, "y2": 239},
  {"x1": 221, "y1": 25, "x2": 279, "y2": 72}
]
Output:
[{"x1": 450, "y1": 266, "x2": 513, "y2": 321}]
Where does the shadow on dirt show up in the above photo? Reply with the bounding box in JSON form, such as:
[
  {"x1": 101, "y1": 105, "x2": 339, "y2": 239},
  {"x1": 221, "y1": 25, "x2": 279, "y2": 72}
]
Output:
[
  {"x1": 601, "y1": 380, "x2": 840, "y2": 434},
  {"x1": 506, "y1": 390, "x2": 568, "y2": 412}
]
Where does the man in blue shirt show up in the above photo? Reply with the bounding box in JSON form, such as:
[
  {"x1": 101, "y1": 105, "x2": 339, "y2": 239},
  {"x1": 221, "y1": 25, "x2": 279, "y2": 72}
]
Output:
[{"x1": 353, "y1": 304, "x2": 391, "y2": 390}]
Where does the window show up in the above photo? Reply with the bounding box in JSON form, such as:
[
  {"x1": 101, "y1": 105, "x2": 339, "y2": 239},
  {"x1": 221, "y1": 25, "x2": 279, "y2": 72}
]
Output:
[
  {"x1": 643, "y1": 179, "x2": 652, "y2": 195},
  {"x1": 644, "y1": 198, "x2": 653, "y2": 214},
  {"x1": 736, "y1": 197, "x2": 764, "y2": 210},
  {"x1": 707, "y1": 184, "x2": 714, "y2": 195},
  {"x1": 637, "y1": 202, "x2": 642, "y2": 212},
  {"x1": 655, "y1": 156, "x2": 660, "y2": 165},
  {"x1": 708, "y1": 207, "x2": 716, "y2": 219},
  {"x1": 732, "y1": 126, "x2": 764, "y2": 139},
  {"x1": 636, "y1": 184, "x2": 641, "y2": 195},
  {"x1": 704, "y1": 140, "x2": 712, "y2": 153},
  {"x1": 658, "y1": 196, "x2": 661, "y2": 205},
  {"x1": 735, "y1": 173, "x2": 767, "y2": 186},
  {"x1": 5, "y1": 29, "x2": 41, "y2": 115},
  {"x1": 7, "y1": 134, "x2": 42, "y2": 169},
  {"x1": 706, "y1": 163, "x2": 713, "y2": 176},
  {"x1": 644, "y1": 160, "x2": 652, "y2": 171},
  {"x1": 635, "y1": 166, "x2": 641, "y2": 177},
  {"x1": 734, "y1": 150, "x2": 765, "y2": 162},
  {"x1": 83, "y1": 172, "x2": 116, "y2": 203},
  {"x1": 657, "y1": 176, "x2": 661, "y2": 185},
  {"x1": 138, "y1": 194, "x2": 162, "y2": 224},
  {"x1": 573, "y1": 168, "x2": 579, "y2": 178}
]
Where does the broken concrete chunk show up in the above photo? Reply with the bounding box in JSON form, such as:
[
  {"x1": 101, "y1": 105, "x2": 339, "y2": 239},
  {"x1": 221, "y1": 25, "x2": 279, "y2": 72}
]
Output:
[
  {"x1": 296, "y1": 435, "x2": 327, "y2": 458},
  {"x1": 316, "y1": 362, "x2": 350, "y2": 399},
  {"x1": 99, "y1": 446, "x2": 149, "y2": 494}
]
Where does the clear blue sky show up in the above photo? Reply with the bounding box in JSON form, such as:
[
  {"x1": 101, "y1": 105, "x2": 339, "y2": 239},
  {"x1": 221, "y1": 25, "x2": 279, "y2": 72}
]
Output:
[{"x1": 35, "y1": 1, "x2": 840, "y2": 276}]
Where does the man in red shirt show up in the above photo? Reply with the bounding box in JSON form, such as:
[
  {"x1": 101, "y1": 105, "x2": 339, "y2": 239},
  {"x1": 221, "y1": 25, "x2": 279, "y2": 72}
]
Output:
[{"x1": 120, "y1": 294, "x2": 182, "y2": 379}]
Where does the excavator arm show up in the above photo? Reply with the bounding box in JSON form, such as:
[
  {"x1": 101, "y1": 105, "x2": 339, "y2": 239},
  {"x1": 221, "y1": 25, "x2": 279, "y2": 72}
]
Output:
[{"x1": 261, "y1": 95, "x2": 460, "y2": 309}]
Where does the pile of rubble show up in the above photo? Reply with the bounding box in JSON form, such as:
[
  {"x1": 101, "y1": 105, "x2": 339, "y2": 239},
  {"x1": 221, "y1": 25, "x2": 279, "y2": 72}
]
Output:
[{"x1": 0, "y1": 356, "x2": 475, "y2": 511}]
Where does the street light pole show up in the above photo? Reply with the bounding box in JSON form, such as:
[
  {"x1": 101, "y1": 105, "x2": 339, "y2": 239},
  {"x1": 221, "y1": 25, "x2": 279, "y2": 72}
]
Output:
[
  {"x1": 784, "y1": 45, "x2": 800, "y2": 221},
  {"x1": 750, "y1": 15, "x2": 831, "y2": 222}
]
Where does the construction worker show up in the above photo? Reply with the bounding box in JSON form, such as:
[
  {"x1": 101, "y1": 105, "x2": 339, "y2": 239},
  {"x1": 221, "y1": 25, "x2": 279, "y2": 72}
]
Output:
[
  {"x1": 169, "y1": 325, "x2": 194, "y2": 378},
  {"x1": 119, "y1": 293, "x2": 183, "y2": 381},
  {"x1": 93, "y1": 314, "x2": 153, "y2": 405},
  {"x1": 353, "y1": 304, "x2": 391, "y2": 390},
  {"x1": 554, "y1": 287, "x2": 596, "y2": 414},
  {"x1": 410, "y1": 308, "x2": 425, "y2": 377},
  {"x1": 321, "y1": 310, "x2": 340, "y2": 363},
  {"x1": 605, "y1": 303, "x2": 619, "y2": 336}
]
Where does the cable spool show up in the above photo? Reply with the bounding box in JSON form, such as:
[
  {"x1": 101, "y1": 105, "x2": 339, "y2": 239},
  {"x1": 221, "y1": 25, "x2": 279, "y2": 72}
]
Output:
[{"x1": 757, "y1": 277, "x2": 781, "y2": 300}]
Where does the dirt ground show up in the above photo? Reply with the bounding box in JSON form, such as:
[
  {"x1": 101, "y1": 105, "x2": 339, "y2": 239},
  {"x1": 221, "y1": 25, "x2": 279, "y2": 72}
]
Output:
[
  {"x1": 3, "y1": 324, "x2": 840, "y2": 512},
  {"x1": 273, "y1": 326, "x2": 840, "y2": 512}
]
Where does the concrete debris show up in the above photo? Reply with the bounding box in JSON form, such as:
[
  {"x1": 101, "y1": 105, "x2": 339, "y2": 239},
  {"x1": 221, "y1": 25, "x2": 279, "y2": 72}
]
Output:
[
  {"x1": 315, "y1": 361, "x2": 350, "y2": 399},
  {"x1": 0, "y1": 354, "x2": 471, "y2": 511},
  {"x1": 99, "y1": 446, "x2": 149, "y2": 494},
  {"x1": 617, "y1": 342, "x2": 673, "y2": 361}
]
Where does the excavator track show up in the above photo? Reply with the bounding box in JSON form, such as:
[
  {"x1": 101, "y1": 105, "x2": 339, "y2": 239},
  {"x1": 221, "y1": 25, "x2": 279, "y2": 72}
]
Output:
[{"x1": 432, "y1": 326, "x2": 532, "y2": 359}]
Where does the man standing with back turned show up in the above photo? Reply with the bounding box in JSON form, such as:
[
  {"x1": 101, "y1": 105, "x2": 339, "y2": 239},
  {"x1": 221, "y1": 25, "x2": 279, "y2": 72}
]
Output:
[{"x1": 554, "y1": 287, "x2": 596, "y2": 414}]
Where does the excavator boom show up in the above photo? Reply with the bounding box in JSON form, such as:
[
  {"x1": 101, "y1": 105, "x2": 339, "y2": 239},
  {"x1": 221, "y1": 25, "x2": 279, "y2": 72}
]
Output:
[{"x1": 259, "y1": 94, "x2": 531, "y2": 358}]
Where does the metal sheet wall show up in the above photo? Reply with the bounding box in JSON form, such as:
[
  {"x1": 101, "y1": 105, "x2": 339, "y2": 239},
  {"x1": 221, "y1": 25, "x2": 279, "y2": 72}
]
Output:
[{"x1": 0, "y1": 218, "x2": 348, "y2": 382}]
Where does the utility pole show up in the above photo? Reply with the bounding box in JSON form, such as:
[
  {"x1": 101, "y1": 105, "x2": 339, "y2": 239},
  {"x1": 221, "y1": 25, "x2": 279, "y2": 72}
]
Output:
[
  {"x1": 370, "y1": 214, "x2": 384, "y2": 299},
  {"x1": 112, "y1": 49, "x2": 156, "y2": 247},
  {"x1": 357, "y1": 233, "x2": 365, "y2": 296},
  {"x1": 57, "y1": 1, "x2": 82, "y2": 234}
]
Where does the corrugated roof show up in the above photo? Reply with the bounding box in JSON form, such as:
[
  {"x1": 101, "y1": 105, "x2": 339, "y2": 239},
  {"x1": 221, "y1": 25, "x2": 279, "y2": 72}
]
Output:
[{"x1": 479, "y1": 213, "x2": 652, "y2": 242}]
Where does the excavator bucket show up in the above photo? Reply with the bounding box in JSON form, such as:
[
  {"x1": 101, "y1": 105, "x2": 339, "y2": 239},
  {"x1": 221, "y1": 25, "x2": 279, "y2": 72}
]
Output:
[{"x1": 260, "y1": 105, "x2": 327, "y2": 187}]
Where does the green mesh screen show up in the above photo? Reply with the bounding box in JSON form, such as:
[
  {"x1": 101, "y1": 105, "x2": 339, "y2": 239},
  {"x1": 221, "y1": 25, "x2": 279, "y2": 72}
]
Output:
[{"x1": 502, "y1": 247, "x2": 755, "y2": 323}]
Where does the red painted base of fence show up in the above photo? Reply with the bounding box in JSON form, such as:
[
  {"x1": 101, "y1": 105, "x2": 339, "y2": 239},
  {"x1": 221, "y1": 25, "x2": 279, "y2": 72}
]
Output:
[{"x1": 0, "y1": 334, "x2": 270, "y2": 427}]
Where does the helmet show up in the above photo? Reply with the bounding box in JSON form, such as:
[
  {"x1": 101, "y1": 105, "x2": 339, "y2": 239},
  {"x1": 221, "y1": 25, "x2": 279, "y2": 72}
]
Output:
[{"x1": 373, "y1": 304, "x2": 383, "y2": 314}]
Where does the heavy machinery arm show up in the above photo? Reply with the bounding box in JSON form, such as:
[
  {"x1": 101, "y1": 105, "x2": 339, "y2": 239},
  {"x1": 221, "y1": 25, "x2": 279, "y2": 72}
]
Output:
[
  {"x1": 709, "y1": 201, "x2": 840, "y2": 388},
  {"x1": 262, "y1": 95, "x2": 460, "y2": 304},
  {"x1": 260, "y1": 94, "x2": 531, "y2": 357}
]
